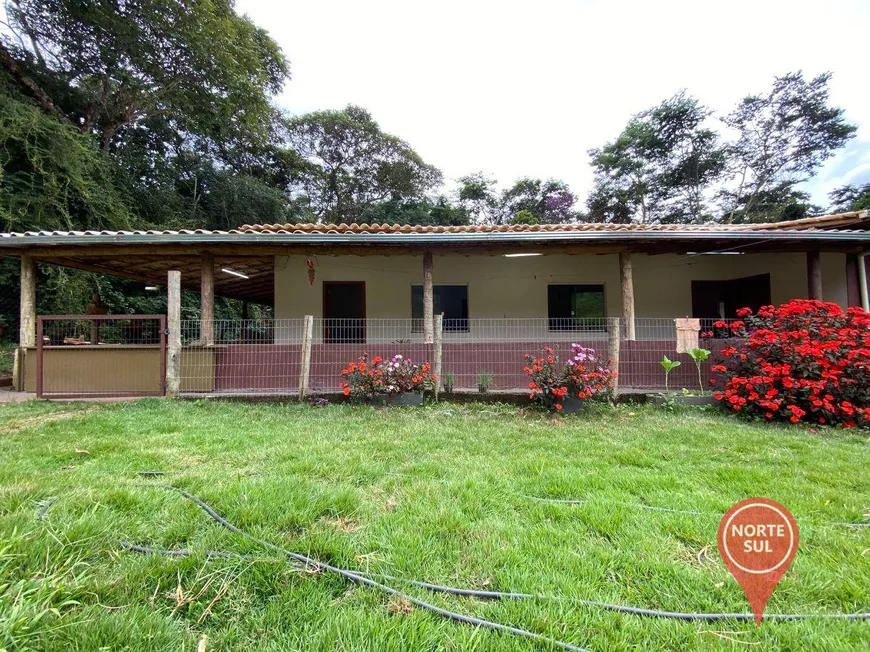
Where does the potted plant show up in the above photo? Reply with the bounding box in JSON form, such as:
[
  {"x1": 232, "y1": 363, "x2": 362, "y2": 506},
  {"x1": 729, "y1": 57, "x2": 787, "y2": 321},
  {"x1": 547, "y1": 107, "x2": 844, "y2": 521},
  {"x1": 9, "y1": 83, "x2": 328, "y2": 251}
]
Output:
[
  {"x1": 524, "y1": 345, "x2": 616, "y2": 413},
  {"x1": 477, "y1": 371, "x2": 492, "y2": 393},
  {"x1": 443, "y1": 371, "x2": 455, "y2": 394},
  {"x1": 380, "y1": 354, "x2": 432, "y2": 406}
]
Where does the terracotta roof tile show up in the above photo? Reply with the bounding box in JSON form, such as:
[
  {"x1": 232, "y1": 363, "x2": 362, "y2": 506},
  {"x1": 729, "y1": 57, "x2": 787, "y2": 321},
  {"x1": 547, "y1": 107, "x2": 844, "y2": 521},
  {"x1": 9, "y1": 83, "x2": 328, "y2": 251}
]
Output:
[{"x1": 0, "y1": 210, "x2": 867, "y2": 240}]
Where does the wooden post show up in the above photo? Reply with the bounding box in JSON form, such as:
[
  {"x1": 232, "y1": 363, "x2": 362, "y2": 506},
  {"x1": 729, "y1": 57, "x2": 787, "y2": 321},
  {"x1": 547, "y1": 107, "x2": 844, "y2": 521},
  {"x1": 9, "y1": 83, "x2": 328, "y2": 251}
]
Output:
[
  {"x1": 12, "y1": 255, "x2": 36, "y2": 391},
  {"x1": 807, "y1": 251, "x2": 823, "y2": 300},
  {"x1": 607, "y1": 316, "x2": 621, "y2": 397},
  {"x1": 298, "y1": 315, "x2": 314, "y2": 401},
  {"x1": 166, "y1": 270, "x2": 181, "y2": 397},
  {"x1": 432, "y1": 314, "x2": 443, "y2": 399},
  {"x1": 422, "y1": 251, "x2": 434, "y2": 344},
  {"x1": 200, "y1": 252, "x2": 215, "y2": 345},
  {"x1": 619, "y1": 251, "x2": 636, "y2": 340}
]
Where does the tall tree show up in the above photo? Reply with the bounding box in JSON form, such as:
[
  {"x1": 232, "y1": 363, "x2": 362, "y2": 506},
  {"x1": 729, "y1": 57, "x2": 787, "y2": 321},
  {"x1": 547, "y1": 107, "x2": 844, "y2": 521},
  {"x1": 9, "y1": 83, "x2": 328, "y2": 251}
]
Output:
[
  {"x1": 828, "y1": 183, "x2": 870, "y2": 213},
  {"x1": 456, "y1": 172, "x2": 499, "y2": 224},
  {"x1": 721, "y1": 72, "x2": 856, "y2": 223},
  {"x1": 285, "y1": 105, "x2": 442, "y2": 223},
  {"x1": 586, "y1": 92, "x2": 724, "y2": 224}
]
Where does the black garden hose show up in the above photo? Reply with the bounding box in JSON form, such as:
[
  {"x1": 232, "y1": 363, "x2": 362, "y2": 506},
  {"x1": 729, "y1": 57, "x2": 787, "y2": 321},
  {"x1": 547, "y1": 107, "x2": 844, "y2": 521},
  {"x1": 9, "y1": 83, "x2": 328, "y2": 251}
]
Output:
[
  {"x1": 122, "y1": 542, "x2": 870, "y2": 623},
  {"x1": 139, "y1": 484, "x2": 592, "y2": 652}
]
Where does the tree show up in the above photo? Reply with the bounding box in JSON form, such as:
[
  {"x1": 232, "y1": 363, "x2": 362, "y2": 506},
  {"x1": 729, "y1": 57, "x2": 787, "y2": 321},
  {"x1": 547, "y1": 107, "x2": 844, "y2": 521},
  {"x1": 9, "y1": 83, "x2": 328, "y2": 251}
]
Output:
[
  {"x1": 357, "y1": 197, "x2": 469, "y2": 226},
  {"x1": 501, "y1": 178, "x2": 577, "y2": 224},
  {"x1": 586, "y1": 92, "x2": 724, "y2": 224},
  {"x1": 828, "y1": 183, "x2": 870, "y2": 213},
  {"x1": 285, "y1": 105, "x2": 442, "y2": 223},
  {"x1": 456, "y1": 172, "x2": 499, "y2": 224},
  {"x1": 721, "y1": 72, "x2": 856, "y2": 223},
  {"x1": 1, "y1": 0, "x2": 288, "y2": 152}
]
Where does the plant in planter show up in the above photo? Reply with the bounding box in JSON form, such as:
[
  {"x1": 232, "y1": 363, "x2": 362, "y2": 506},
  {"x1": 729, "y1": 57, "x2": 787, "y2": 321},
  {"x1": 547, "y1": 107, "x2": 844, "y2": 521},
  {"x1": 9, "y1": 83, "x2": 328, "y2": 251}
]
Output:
[
  {"x1": 477, "y1": 371, "x2": 492, "y2": 393},
  {"x1": 443, "y1": 371, "x2": 455, "y2": 393},
  {"x1": 524, "y1": 344, "x2": 616, "y2": 413},
  {"x1": 660, "y1": 355, "x2": 681, "y2": 392},
  {"x1": 339, "y1": 353, "x2": 386, "y2": 401},
  {"x1": 380, "y1": 354, "x2": 433, "y2": 405}
]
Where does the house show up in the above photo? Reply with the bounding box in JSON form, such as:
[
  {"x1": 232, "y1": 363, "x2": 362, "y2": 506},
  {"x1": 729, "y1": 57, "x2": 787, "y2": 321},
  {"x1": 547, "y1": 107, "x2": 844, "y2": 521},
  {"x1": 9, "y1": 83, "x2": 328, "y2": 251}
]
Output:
[{"x1": 2, "y1": 210, "x2": 869, "y2": 397}]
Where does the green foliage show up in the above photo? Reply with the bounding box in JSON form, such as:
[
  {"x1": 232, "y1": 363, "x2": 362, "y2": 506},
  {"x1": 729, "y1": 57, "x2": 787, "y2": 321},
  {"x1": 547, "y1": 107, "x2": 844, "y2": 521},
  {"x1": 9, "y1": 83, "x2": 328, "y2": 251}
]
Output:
[
  {"x1": 721, "y1": 72, "x2": 857, "y2": 223},
  {"x1": 587, "y1": 92, "x2": 725, "y2": 224},
  {"x1": 511, "y1": 209, "x2": 539, "y2": 225},
  {"x1": 285, "y1": 105, "x2": 442, "y2": 222},
  {"x1": 829, "y1": 183, "x2": 870, "y2": 213},
  {"x1": 659, "y1": 355, "x2": 681, "y2": 391},
  {"x1": 0, "y1": 90, "x2": 132, "y2": 231},
  {"x1": 687, "y1": 348, "x2": 711, "y2": 393},
  {"x1": 477, "y1": 371, "x2": 492, "y2": 387},
  {"x1": 357, "y1": 197, "x2": 469, "y2": 226}
]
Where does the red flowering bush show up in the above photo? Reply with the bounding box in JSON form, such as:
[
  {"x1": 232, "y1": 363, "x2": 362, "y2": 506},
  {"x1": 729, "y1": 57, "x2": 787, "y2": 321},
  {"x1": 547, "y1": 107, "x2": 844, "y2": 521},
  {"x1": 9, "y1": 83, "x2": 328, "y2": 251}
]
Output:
[
  {"x1": 339, "y1": 353, "x2": 433, "y2": 399},
  {"x1": 524, "y1": 344, "x2": 617, "y2": 411},
  {"x1": 712, "y1": 300, "x2": 870, "y2": 427}
]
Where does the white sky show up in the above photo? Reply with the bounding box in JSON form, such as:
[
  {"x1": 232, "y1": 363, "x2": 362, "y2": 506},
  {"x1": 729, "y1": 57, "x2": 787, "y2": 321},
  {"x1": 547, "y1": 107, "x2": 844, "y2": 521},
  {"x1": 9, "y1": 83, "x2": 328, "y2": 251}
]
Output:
[{"x1": 238, "y1": 0, "x2": 870, "y2": 209}]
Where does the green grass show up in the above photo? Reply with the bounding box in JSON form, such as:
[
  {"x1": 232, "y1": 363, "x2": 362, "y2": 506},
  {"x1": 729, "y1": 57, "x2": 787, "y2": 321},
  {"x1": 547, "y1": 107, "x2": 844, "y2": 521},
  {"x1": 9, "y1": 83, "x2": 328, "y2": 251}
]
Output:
[{"x1": 0, "y1": 399, "x2": 868, "y2": 651}]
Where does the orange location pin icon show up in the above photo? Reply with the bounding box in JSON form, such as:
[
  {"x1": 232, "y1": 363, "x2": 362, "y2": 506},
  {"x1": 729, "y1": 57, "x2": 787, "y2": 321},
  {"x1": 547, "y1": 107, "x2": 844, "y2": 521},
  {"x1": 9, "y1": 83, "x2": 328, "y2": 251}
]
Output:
[{"x1": 717, "y1": 497, "x2": 799, "y2": 625}]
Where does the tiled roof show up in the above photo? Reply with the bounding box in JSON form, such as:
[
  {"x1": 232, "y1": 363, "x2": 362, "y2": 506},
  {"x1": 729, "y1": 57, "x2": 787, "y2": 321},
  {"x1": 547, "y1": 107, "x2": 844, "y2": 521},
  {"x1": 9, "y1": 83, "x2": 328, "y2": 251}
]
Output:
[{"x1": 0, "y1": 210, "x2": 867, "y2": 240}]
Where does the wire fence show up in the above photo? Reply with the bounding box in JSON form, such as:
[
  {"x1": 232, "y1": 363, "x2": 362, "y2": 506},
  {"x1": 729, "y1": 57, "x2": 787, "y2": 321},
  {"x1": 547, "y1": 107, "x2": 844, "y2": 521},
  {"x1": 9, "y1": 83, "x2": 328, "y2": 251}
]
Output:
[{"x1": 175, "y1": 317, "x2": 736, "y2": 396}]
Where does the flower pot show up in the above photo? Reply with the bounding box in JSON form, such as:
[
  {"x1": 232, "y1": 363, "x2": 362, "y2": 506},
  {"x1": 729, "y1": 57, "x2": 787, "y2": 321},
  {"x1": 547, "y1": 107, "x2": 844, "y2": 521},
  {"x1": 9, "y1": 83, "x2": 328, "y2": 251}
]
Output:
[
  {"x1": 444, "y1": 384, "x2": 454, "y2": 393},
  {"x1": 387, "y1": 391, "x2": 424, "y2": 407},
  {"x1": 559, "y1": 395, "x2": 584, "y2": 414},
  {"x1": 650, "y1": 393, "x2": 718, "y2": 407},
  {"x1": 478, "y1": 384, "x2": 487, "y2": 393}
]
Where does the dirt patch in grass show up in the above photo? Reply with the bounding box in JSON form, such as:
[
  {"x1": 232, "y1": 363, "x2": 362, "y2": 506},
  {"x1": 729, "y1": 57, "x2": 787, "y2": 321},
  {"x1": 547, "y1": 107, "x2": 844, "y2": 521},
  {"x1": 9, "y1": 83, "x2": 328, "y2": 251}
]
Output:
[{"x1": 0, "y1": 408, "x2": 97, "y2": 435}]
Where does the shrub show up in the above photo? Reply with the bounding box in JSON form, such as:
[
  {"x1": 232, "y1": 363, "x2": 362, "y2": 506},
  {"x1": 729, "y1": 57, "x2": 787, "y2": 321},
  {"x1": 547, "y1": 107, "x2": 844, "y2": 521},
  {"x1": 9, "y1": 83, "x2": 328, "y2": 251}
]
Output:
[
  {"x1": 712, "y1": 299, "x2": 870, "y2": 427},
  {"x1": 524, "y1": 344, "x2": 617, "y2": 411},
  {"x1": 339, "y1": 354, "x2": 433, "y2": 399}
]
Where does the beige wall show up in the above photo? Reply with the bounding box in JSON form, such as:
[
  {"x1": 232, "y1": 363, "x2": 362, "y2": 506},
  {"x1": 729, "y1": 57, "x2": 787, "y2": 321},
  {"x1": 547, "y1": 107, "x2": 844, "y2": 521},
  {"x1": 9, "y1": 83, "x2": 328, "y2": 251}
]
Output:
[{"x1": 274, "y1": 252, "x2": 848, "y2": 340}]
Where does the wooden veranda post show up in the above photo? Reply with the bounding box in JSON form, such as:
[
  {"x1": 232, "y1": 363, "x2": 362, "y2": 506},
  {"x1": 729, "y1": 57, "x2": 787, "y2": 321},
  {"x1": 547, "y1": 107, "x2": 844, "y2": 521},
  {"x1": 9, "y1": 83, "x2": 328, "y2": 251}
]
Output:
[
  {"x1": 200, "y1": 252, "x2": 215, "y2": 346},
  {"x1": 807, "y1": 251, "x2": 823, "y2": 300},
  {"x1": 166, "y1": 270, "x2": 181, "y2": 397},
  {"x1": 607, "y1": 316, "x2": 621, "y2": 397},
  {"x1": 432, "y1": 314, "x2": 443, "y2": 399},
  {"x1": 13, "y1": 255, "x2": 36, "y2": 391},
  {"x1": 298, "y1": 315, "x2": 314, "y2": 401},
  {"x1": 619, "y1": 251, "x2": 636, "y2": 340},
  {"x1": 422, "y1": 251, "x2": 434, "y2": 343}
]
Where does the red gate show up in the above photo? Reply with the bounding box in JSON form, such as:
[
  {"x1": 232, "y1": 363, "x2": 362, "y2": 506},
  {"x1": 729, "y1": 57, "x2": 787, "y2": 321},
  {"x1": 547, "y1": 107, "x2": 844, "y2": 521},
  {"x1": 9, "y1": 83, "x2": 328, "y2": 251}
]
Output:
[{"x1": 35, "y1": 315, "x2": 166, "y2": 399}]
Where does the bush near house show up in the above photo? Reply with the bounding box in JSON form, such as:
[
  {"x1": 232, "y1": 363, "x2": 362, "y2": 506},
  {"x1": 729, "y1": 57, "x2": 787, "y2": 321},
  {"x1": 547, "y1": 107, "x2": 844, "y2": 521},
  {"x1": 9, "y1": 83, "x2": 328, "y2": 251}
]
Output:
[{"x1": 713, "y1": 299, "x2": 870, "y2": 427}]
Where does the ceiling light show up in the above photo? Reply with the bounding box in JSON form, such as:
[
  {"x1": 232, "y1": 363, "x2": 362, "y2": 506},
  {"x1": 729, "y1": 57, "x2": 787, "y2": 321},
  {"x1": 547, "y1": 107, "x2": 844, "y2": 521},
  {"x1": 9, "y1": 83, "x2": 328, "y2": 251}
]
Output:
[
  {"x1": 145, "y1": 286, "x2": 159, "y2": 291},
  {"x1": 503, "y1": 253, "x2": 543, "y2": 258},
  {"x1": 222, "y1": 268, "x2": 249, "y2": 279}
]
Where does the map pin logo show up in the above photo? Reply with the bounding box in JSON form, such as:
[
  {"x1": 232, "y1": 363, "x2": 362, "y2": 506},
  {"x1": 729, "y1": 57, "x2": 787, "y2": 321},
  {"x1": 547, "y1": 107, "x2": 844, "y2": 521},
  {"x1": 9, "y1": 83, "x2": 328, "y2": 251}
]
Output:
[{"x1": 717, "y1": 497, "x2": 799, "y2": 625}]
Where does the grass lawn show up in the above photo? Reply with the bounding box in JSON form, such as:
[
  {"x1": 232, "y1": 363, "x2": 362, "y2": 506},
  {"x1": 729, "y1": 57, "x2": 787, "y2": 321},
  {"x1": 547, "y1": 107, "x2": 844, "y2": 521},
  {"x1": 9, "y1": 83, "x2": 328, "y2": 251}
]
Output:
[{"x1": 0, "y1": 399, "x2": 868, "y2": 651}]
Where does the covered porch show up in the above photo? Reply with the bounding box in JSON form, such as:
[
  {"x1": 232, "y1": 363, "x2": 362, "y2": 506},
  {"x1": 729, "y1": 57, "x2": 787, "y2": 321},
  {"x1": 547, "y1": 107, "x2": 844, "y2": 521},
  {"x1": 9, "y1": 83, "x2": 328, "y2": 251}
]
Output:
[{"x1": 3, "y1": 212, "x2": 869, "y2": 397}]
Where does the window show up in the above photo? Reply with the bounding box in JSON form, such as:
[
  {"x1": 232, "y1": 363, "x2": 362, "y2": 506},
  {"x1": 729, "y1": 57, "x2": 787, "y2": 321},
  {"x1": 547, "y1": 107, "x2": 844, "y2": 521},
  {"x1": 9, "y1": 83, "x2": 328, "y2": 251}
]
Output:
[
  {"x1": 548, "y1": 284, "x2": 605, "y2": 331},
  {"x1": 412, "y1": 285, "x2": 469, "y2": 332}
]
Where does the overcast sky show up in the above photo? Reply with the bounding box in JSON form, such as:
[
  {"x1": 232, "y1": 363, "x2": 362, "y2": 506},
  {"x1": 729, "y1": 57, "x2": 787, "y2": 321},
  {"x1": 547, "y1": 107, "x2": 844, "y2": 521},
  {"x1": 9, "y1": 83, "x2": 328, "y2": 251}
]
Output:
[{"x1": 238, "y1": 0, "x2": 870, "y2": 209}]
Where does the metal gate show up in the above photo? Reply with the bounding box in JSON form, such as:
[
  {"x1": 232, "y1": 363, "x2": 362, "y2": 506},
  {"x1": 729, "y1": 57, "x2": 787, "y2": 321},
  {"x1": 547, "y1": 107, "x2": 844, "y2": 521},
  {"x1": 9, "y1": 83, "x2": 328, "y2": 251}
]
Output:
[{"x1": 35, "y1": 314, "x2": 166, "y2": 399}]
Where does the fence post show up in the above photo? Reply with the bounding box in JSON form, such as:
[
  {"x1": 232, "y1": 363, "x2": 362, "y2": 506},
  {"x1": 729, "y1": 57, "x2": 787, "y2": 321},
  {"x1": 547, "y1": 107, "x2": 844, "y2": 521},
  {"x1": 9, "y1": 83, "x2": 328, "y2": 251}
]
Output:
[
  {"x1": 432, "y1": 314, "x2": 443, "y2": 399},
  {"x1": 13, "y1": 255, "x2": 36, "y2": 391},
  {"x1": 298, "y1": 315, "x2": 314, "y2": 401},
  {"x1": 608, "y1": 316, "x2": 621, "y2": 397},
  {"x1": 166, "y1": 270, "x2": 181, "y2": 397}
]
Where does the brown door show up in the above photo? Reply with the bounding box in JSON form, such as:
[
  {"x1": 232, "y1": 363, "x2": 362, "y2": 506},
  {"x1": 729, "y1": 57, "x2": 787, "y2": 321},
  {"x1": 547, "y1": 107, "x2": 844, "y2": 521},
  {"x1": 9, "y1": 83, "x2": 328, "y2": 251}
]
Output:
[{"x1": 323, "y1": 282, "x2": 366, "y2": 343}]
